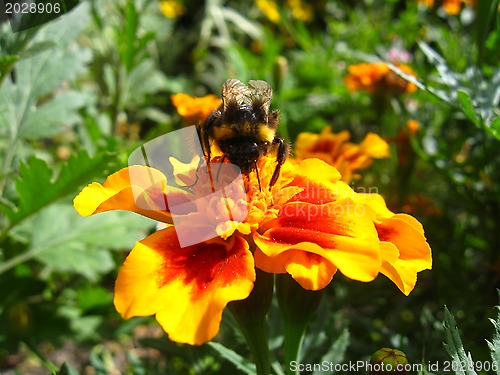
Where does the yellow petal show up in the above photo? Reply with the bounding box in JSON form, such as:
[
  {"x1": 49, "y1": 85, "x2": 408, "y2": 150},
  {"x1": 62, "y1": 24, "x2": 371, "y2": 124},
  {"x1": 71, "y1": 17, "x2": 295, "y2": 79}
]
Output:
[
  {"x1": 254, "y1": 199, "x2": 382, "y2": 289},
  {"x1": 376, "y1": 214, "x2": 432, "y2": 272},
  {"x1": 355, "y1": 192, "x2": 395, "y2": 219},
  {"x1": 73, "y1": 166, "x2": 191, "y2": 223},
  {"x1": 376, "y1": 214, "x2": 432, "y2": 295},
  {"x1": 114, "y1": 228, "x2": 255, "y2": 345},
  {"x1": 295, "y1": 158, "x2": 342, "y2": 185},
  {"x1": 380, "y1": 246, "x2": 418, "y2": 296}
]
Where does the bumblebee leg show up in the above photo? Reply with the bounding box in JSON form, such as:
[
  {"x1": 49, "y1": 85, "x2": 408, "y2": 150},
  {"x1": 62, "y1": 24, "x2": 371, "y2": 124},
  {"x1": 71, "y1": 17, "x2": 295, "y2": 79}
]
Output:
[
  {"x1": 196, "y1": 124, "x2": 212, "y2": 165},
  {"x1": 216, "y1": 155, "x2": 226, "y2": 182},
  {"x1": 254, "y1": 161, "x2": 262, "y2": 191},
  {"x1": 269, "y1": 137, "x2": 289, "y2": 188},
  {"x1": 196, "y1": 123, "x2": 216, "y2": 191}
]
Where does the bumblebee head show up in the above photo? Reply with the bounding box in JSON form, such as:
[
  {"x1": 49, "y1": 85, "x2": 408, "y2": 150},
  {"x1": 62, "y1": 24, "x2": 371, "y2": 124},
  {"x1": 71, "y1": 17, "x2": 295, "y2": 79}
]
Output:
[{"x1": 219, "y1": 137, "x2": 270, "y2": 173}]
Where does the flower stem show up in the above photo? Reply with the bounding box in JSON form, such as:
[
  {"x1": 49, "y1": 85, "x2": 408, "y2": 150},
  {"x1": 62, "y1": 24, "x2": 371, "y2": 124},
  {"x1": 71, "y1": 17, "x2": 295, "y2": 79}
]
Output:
[
  {"x1": 230, "y1": 269, "x2": 274, "y2": 375},
  {"x1": 276, "y1": 274, "x2": 325, "y2": 375},
  {"x1": 282, "y1": 316, "x2": 307, "y2": 375}
]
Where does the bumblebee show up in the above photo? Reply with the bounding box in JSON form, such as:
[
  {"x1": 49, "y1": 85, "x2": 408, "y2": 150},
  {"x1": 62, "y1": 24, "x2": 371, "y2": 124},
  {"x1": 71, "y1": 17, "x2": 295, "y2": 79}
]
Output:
[{"x1": 197, "y1": 79, "x2": 289, "y2": 189}]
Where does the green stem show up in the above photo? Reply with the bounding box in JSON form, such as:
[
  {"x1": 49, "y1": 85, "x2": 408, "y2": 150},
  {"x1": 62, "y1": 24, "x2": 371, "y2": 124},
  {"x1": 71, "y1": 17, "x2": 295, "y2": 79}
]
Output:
[
  {"x1": 276, "y1": 274, "x2": 325, "y2": 375},
  {"x1": 230, "y1": 269, "x2": 274, "y2": 375},
  {"x1": 282, "y1": 315, "x2": 307, "y2": 375},
  {"x1": 109, "y1": 64, "x2": 123, "y2": 136},
  {"x1": 235, "y1": 310, "x2": 271, "y2": 375}
]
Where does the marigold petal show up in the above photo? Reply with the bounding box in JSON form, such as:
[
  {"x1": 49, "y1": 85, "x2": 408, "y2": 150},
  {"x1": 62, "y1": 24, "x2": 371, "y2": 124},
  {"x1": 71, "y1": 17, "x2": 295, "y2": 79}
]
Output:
[
  {"x1": 254, "y1": 246, "x2": 337, "y2": 290},
  {"x1": 376, "y1": 214, "x2": 432, "y2": 272},
  {"x1": 73, "y1": 166, "x2": 193, "y2": 223},
  {"x1": 285, "y1": 249, "x2": 338, "y2": 290},
  {"x1": 355, "y1": 192, "x2": 395, "y2": 219},
  {"x1": 380, "y1": 240, "x2": 399, "y2": 263},
  {"x1": 295, "y1": 158, "x2": 342, "y2": 185},
  {"x1": 290, "y1": 179, "x2": 357, "y2": 206},
  {"x1": 380, "y1": 242, "x2": 418, "y2": 296},
  {"x1": 114, "y1": 228, "x2": 255, "y2": 345},
  {"x1": 288, "y1": 160, "x2": 357, "y2": 205},
  {"x1": 374, "y1": 214, "x2": 432, "y2": 295},
  {"x1": 254, "y1": 199, "x2": 381, "y2": 288}
]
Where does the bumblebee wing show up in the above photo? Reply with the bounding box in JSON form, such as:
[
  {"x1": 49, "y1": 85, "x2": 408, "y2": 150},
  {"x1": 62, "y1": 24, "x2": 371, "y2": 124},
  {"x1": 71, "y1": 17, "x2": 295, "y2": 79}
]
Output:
[
  {"x1": 248, "y1": 80, "x2": 273, "y2": 116},
  {"x1": 221, "y1": 79, "x2": 252, "y2": 109}
]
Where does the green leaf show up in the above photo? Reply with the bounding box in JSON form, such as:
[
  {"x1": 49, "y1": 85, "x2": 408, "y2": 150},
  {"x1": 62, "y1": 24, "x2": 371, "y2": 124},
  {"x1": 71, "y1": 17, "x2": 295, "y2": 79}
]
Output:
[
  {"x1": 0, "y1": 150, "x2": 115, "y2": 227},
  {"x1": 487, "y1": 300, "x2": 500, "y2": 374},
  {"x1": 57, "y1": 362, "x2": 80, "y2": 375},
  {"x1": 313, "y1": 328, "x2": 349, "y2": 375},
  {"x1": 208, "y1": 341, "x2": 256, "y2": 375},
  {"x1": 89, "y1": 345, "x2": 118, "y2": 374},
  {"x1": 457, "y1": 90, "x2": 479, "y2": 124},
  {"x1": 123, "y1": 59, "x2": 169, "y2": 106},
  {"x1": 387, "y1": 62, "x2": 426, "y2": 91},
  {"x1": 418, "y1": 41, "x2": 447, "y2": 70},
  {"x1": 21, "y1": 41, "x2": 57, "y2": 59},
  {"x1": 443, "y1": 307, "x2": 478, "y2": 375},
  {"x1": 490, "y1": 117, "x2": 500, "y2": 140},
  {"x1": 0, "y1": 3, "x2": 91, "y2": 143},
  {"x1": 0, "y1": 47, "x2": 91, "y2": 138},
  {"x1": 0, "y1": 54, "x2": 20, "y2": 73},
  {"x1": 26, "y1": 203, "x2": 151, "y2": 281},
  {"x1": 20, "y1": 90, "x2": 87, "y2": 140},
  {"x1": 76, "y1": 285, "x2": 113, "y2": 313},
  {"x1": 122, "y1": 0, "x2": 140, "y2": 71},
  {"x1": 475, "y1": 0, "x2": 498, "y2": 66}
]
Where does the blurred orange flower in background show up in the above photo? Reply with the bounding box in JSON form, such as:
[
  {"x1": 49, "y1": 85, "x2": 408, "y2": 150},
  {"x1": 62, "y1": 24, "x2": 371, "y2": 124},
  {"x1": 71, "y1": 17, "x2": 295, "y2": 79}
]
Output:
[
  {"x1": 417, "y1": 0, "x2": 476, "y2": 15},
  {"x1": 294, "y1": 126, "x2": 390, "y2": 183},
  {"x1": 344, "y1": 62, "x2": 418, "y2": 95},
  {"x1": 171, "y1": 93, "x2": 221, "y2": 126}
]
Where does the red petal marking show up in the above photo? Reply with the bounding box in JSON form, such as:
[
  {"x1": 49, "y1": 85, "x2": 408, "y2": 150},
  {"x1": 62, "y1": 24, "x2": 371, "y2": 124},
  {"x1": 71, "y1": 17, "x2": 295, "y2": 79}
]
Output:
[
  {"x1": 288, "y1": 184, "x2": 339, "y2": 204},
  {"x1": 275, "y1": 203, "x2": 358, "y2": 236},
  {"x1": 266, "y1": 227, "x2": 337, "y2": 248},
  {"x1": 153, "y1": 234, "x2": 250, "y2": 300},
  {"x1": 375, "y1": 224, "x2": 397, "y2": 242}
]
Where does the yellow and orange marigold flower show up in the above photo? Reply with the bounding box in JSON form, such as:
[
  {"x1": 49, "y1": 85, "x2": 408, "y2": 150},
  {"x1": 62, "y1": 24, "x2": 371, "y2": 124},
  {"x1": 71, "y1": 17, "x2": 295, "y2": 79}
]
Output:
[
  {"x1": 171, "y1": 93, "x2": 221, "y2": 126},
  {"x1": 294, "y1": 126, "x2": 390, "y2": 183},
  {"x1": 344, "y1": 62, "x2": 418, "y2": 95},
  {"x1": 74, "y1": 154, "x2": 431, "y2": 345}
]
